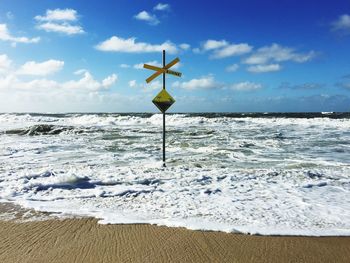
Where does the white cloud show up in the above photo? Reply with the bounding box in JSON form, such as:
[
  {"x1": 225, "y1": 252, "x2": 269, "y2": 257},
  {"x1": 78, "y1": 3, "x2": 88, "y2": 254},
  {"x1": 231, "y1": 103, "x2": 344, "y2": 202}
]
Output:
[
  {"x1": 226, "y1": 64, "x2": 239, "y2": 72},
  {"x1": 0, "y1": 71, "x2": 117, "y2": 92},
  {"x1": 95, "y1": 36, "x2": 178, "y2": 54},
  {"x1": 247, "y1": 64, "x2": 281, "y2": 73},
  {"x1": 120, "y1": 64, "x2": 130, "y2": 68},
  {"x1": 211, "y1": 43, "x2": 252, "y2": 59},
  {"x1": 102, "y1": 74, "x2": 118, "y2": 88},
  {"x1": 35, "y1": 9, "x2": 84, "y2": 35},
  {"x1": 128, "y1": 80, "x2": 137, "y2": 88},
  {"x1": 128, "y1": 79, "x2": 162, "y2": 92},
  {"x1": 134, "y1": 11, "x2": 159, "y2": 25},
  {"x1": 0, "y1": 55, "x2": 116, "y2": 92},
  {"x1": 35, "y1": 8, "x2": 78, "y2": 21},
  {"x1": 144, "y1": 80, "x2": 162, "y2": 92},
  {"x1": 154, "y1": 3, "x2": 170, "y2": 11},
  {"x1": 202, "y1": 39, "x2": 228, "y2": 50},
  {"x1": 200, "y1": 39, "x2": 252, "y2": 59},
  {"x1": 0, "y1": 76, "x2": 60, "y2": 90},
  {"x1": 17, "y1": 60, "x2": 64, "y2": 76},
  {"x1": 64, "y1": 70, "x2": 117, "y2": 91},
  {"x1": 0, "y1": 24, "x2": 40, "y2": 45},
  {"x1": 133, "y1": 63, "x2": 143, "y2": 70},
  {"x1": 180, "y1": 43, "x2": 190, "y2": 50},
  {"x1": 331, "y1": 14, "x2": 350, "y2": 33},
  {"x1": 37, "y1": 22, "x2": 84, "y2": 35},
  {"x1": 74, "y1": 69, "x2": 88, "y2": 75},
  {"x1": 0, "y1": 55, "x2": 124, "y2": 112},
  {"x1": 0, "y1": 54, "x2": 12, "y2": 73},
  {"x1": 173, "y1": 76, "x2": 221, "y2": 90},
  {"x1": 230, "y1": 81, "x2": 262, "y2": 91},
  {"x1": 243, "y1": 43, "x2": 315, "y2": 65}
]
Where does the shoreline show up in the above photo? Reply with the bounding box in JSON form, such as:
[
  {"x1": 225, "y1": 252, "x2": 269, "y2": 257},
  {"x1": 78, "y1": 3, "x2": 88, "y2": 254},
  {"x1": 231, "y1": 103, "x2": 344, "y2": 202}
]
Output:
[{"x1": 1, "y1": 204, "x2": 350, "y2": 263}]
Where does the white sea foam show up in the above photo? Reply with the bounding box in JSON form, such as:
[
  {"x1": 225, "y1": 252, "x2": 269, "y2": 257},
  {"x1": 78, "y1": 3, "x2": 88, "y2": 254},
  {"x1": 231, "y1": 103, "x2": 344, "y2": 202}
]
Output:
[{"x1": 0, "y1": 113, "x2": 350, "y2": 236}]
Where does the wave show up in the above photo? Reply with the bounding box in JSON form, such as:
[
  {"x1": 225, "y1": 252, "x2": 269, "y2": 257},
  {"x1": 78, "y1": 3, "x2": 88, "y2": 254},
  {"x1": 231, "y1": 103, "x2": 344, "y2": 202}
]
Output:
[
  {"x1": 3, "y1": 124, "x2": 86, "y2": 136},
  {"x1": 2, "y1": 166, "x2": 349, "y2": 236}
]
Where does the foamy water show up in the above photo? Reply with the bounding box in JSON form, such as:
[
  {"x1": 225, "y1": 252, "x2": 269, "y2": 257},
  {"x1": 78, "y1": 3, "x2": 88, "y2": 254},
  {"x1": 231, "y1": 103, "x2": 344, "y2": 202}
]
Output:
[{"x1": 0, "y1": 113, "x2": 349, "y2": 236}]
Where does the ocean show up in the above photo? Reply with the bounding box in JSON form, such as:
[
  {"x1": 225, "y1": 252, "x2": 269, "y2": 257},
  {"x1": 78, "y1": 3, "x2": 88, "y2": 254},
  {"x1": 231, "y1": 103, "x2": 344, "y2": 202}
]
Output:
[{"x1": 0, "y1": 112, "x2": 349, "y2": 235}]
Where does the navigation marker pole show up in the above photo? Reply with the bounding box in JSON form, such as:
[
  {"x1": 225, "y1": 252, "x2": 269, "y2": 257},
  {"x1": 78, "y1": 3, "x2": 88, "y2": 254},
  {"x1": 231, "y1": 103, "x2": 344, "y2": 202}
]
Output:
[
  {"x1": 162, "y1": 50, "x2": 166, "y2": 167},
  {"x1": 143, "y1": 50, "x2": 182, "y2": 167}
]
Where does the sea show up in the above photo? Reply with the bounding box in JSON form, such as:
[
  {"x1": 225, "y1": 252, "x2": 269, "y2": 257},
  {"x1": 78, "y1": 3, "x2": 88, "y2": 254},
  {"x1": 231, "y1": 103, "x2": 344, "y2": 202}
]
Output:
[{"x1": 0, "y1": 112, "x2": 349, "y2": 236}]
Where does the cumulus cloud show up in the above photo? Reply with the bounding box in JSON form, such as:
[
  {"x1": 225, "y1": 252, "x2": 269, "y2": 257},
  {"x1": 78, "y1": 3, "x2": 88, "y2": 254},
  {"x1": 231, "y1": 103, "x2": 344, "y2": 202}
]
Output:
[
  {"x1": 74, "y1": 69, "x2": 88, "y2": 75},
  {"x1": 0, "y1": 24, "x2": 40, "y2": 45},
  {"x1": 128, "y1": 79, "x2": 162, "y2": 92},
  {"x1": 17, "y1": 60, "x2": 64, "y2": 76},
  {"x1": 230, "y1": 81, "x2": 262, "y2": 91},
  {"x1": 120, "y1": 64, "x2": 131, "y2": 68},
  {"x1": 133, "y1": 63, "x2": 143, "y2": 70},
  {"x1": 154, "y1": 3, "x2": 170, "y2": 11},
  {"x1": 212, "y1": 43, "x2": 252, "y2": 59},
  {"x1": 64, "y1": 71, "x2": 117, "y2": 91},
  {"x1": 144, "y1": 80, "x2": 162, "y2": 92},
  {"x1": 95, "y1": 36, "x2": 178, "y2": 54},
  {"x1": 243, "y1": 43, "x2": 315, "y2": 65},
  {"x1": 202, "y1": 40, "x2": 228, "y2": 50},
  {"x1": 179, "y1": 43, "x2": 190, "y2": 50},
  {"x1": 128, "y1": 80, "x2": 137, "y2": 88},
  {"x1": 35, "y1": 8, "x2": 84, "y2": 35},
  {"x1": 0, "y1": 71, "x2": 117, "y2": 92},
  {"x1": 247, "y1": 64, "x2": 281, "y2": 73},
  {"x1": 35, "y1": 8, "x2": 78, "y2": 21},
  {"x1": 134, "y1": 11, "x2": 159, "y2": 25},
  {"x1": 0, "y1": 76, "x2": 60, "y2": 91},
  {"x1": 225, "y1": 64, "x2": 239, "y2": 72},
  {"x1": 102, "y1": 74, "x2": 118, "y2": 88},
  {"x1": 199, "y1": 39, "x2": 252, "y2": 59},
  {"x1": 331, "y1": 14, "x2": 350, "y2": 34},
  {"x1": 172, "y1": 76, "x2": 221, "y2": 90},
  {"x1": 0, "y1": 54, "x2": 117, "y2": 92},
  {"x1": 37, "y1": 22, "x2": 84, "y2": 35}
]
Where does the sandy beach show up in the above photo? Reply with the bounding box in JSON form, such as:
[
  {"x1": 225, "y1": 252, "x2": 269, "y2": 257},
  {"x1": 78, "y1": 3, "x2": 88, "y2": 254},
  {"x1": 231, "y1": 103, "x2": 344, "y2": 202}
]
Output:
[{"x1": 0, "y1": 204, "x2": 349, "y2": 263}]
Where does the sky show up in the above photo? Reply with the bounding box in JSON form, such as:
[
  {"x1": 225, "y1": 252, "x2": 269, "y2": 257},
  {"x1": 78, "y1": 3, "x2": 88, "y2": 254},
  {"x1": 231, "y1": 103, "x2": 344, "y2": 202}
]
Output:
[{"x1": 0, "y1": 0, "x2": 350, "y2": 112}]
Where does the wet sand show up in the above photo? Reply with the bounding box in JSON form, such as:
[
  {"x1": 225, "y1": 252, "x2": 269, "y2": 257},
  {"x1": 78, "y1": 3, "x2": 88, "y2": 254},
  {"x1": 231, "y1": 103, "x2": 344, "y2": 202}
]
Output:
[{"x1": 1, "y1": 215, "x2": 350, "y2": 263}]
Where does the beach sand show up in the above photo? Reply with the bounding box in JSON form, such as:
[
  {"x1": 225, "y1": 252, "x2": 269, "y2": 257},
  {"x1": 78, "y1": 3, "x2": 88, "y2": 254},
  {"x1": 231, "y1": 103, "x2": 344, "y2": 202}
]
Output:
[
  {"x1": 1, "y1": 210, "x2": 350, "y2": 263},
  {"x1": 0, "y1": 204, "x2": 349, "y2": 263}
]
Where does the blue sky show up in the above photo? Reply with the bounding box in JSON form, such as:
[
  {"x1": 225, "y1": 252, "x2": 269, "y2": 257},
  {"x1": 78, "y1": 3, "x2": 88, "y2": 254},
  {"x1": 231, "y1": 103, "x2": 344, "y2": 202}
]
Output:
[{"x1": 0, "y1": 0, "x2": 350, "y2": 112}]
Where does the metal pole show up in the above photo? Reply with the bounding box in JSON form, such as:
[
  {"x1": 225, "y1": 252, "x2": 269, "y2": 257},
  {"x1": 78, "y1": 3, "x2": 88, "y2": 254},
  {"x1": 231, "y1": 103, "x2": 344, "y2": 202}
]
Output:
[{"x1": 162, "y1": 50, "x2": 166, "y2": 167}]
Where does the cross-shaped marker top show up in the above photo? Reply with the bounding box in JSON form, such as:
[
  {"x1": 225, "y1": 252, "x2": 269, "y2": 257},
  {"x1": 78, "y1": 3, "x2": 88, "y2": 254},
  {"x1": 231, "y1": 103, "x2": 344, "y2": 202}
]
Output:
[{"x1": 143, "y1": 57, "x2": 182, "y2": 83}]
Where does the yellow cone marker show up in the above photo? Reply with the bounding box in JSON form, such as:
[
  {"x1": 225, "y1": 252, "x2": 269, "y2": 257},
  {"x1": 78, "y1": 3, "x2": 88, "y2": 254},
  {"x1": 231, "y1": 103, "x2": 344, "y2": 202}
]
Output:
[{"x1": 152, "y1": 89, "x2": 176, "y2": 113}]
